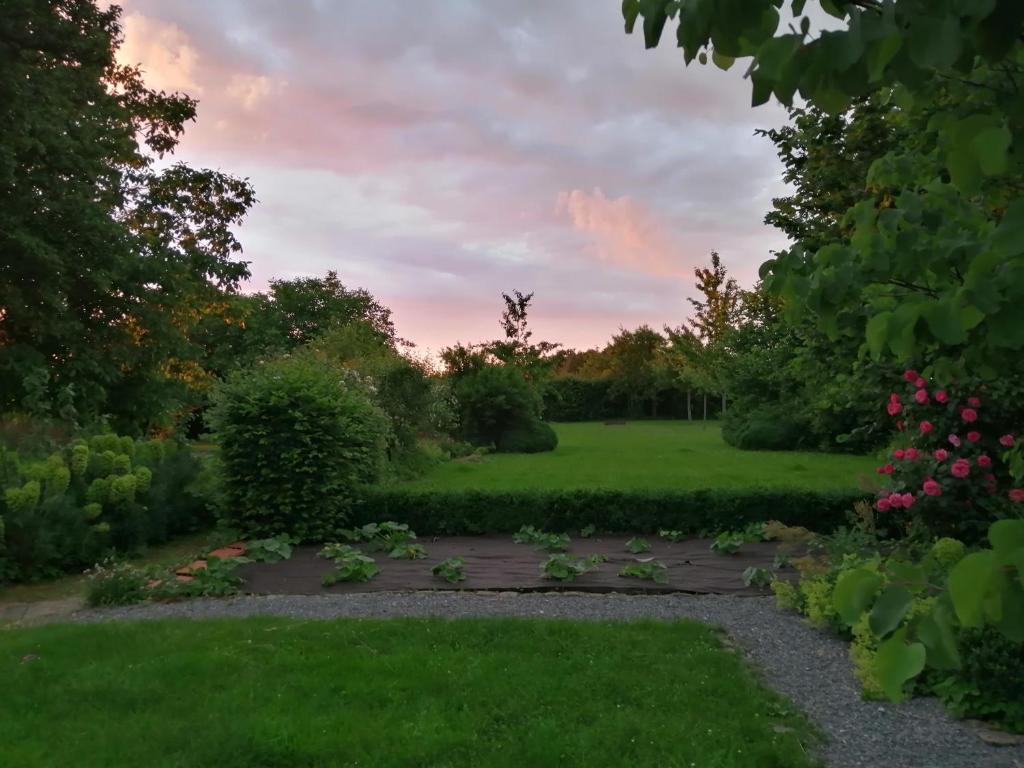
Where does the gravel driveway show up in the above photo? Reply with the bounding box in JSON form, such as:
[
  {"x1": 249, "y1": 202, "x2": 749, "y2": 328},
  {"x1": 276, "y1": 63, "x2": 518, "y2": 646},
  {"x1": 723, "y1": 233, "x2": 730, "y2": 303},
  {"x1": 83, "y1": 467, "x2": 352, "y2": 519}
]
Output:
[{"x1": 79, "y1": 592, "x2": 1023, "y2": 768}]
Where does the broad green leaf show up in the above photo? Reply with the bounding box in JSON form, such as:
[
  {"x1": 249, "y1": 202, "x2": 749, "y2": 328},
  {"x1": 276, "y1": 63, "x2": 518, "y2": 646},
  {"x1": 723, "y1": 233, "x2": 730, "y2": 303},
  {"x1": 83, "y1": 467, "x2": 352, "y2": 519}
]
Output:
[
  {"x1": 916, "y1": 604, "x2": 960, "y2": 670},
  {"x1": 712, "y1": 49, "x2": 735, "y2": 70},
  {"x1": 971, "y1": 124, "x2": 1011, "y2": 176},
  {"x1": 997, "y1": 579, "x2": 1024, "y2": 642},
  {"x1": 923, "y1": 299, "x2": 967, "y2": 345},
  {"x1": 866, "y1": 34, "x2": 901, "y2": 82},
  {"x1": 993, "y1": 198, "x2": 1024, "y2": 257},
  {"x1": 907, "y1": 14, "x2": 962, "y2": 69},
  {"x1": 989, "y1": 519, "x2": 1024, "y2": 556},
  {"x1": 948, "y1": 551, "x2": 995, "y2": 627},
  {"x1": 875, "y1": 629, "x2": 926, "y2": 702},
  {"x1": 869, "y1": 585, "x2": 913, "y2": 638},
  {"x1": 886, "y1": 560, "x2": 926, "y2": 593},
  {"x1": 833, "y1": 568, "x2": 883, "y2": 626},
  {"x1": 865, "y1": 311, "x2": 892, "y2": 359}
]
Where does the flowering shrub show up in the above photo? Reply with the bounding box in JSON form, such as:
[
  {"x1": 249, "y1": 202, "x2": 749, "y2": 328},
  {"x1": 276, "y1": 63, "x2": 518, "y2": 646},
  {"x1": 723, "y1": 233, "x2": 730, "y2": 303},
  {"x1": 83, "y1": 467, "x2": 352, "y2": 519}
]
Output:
[{"x1": 874, "y1": 370, "x2": 1022, "y2": 542}]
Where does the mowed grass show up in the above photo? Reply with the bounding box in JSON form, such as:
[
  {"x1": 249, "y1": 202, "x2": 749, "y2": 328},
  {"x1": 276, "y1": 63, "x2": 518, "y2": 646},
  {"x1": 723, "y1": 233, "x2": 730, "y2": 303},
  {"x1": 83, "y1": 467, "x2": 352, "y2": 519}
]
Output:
[
  {"x1": 403, "y1": 421, "x2": 878, "y2": 492},
  {"x1": 0, "y1": 618, "x2": 819, "y2": 768}
]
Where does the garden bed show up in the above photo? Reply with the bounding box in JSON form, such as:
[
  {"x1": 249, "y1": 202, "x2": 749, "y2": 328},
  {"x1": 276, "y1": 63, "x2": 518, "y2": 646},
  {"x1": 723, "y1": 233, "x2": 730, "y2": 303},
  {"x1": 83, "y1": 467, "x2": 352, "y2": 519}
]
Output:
[{"x1": 237, "y1": 535, "x2": 785, "y2": 595}]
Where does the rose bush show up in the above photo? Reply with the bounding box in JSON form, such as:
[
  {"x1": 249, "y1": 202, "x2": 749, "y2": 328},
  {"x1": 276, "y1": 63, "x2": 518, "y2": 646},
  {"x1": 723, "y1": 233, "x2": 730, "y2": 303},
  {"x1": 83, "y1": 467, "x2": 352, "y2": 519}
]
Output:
[{"x1": 874, "y1": 370, "x2": 1022, "y2": 543}]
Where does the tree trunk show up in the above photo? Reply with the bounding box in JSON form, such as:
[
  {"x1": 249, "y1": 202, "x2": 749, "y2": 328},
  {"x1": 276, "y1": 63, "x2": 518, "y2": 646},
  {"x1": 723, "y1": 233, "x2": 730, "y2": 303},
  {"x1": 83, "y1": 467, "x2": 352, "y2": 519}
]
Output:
[
  {"x1": 703, "y1": 394, "x2": 707, "y2": 422},
  {"x1": 721, "y1": 392, "x2": 726, "y2": 417},
  {"x1": 687, "y1": 390, "x2": 692, "y2": 421}
]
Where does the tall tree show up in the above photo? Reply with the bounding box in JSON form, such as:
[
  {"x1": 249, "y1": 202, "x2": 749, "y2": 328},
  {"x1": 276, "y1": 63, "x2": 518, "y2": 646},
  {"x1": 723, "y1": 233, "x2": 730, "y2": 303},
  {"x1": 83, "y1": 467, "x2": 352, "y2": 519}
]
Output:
[
  {"x1": 0, "y1": 0, "x2": 254, "y2": 430},
  {"x1": 687, "y1": 251, "x2": 740, "y2": 344}
]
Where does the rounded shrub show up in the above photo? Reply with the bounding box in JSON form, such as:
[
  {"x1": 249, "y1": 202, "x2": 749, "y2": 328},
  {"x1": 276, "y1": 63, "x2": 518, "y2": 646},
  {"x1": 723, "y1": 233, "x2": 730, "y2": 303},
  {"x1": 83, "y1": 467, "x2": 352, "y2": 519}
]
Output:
[
  {"x1": 496, "y1": 419, "x2": 558, "y2": 453},
  {"x1": 209, "y1": 356, "x2": 389, "y2": 539},
  {"x1": 453, "y1": 364, "x2": 543, "y2": 448},
  {"x1": 722, "y1": 408, "x2": 806, "y2": 451}
]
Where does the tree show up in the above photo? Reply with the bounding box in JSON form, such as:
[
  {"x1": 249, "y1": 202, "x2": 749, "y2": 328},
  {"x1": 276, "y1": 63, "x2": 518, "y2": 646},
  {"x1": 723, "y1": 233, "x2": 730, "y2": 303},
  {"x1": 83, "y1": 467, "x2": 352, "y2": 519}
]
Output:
[
  {"x1": 605, "y1": 326, "x2": 670, "y2": 417},
  {"x1": 687, "y1": 251, "x2": 740, "y2": 344},
  {"x1": 624, "y1": 1, "x2": 1024, "y2": 379},
  {"x1": 486, "y1": 289, "x2": 559, "y2": 376},
  {"x1": 0, "y1": 1, "x2": 255, "y2": 431}
]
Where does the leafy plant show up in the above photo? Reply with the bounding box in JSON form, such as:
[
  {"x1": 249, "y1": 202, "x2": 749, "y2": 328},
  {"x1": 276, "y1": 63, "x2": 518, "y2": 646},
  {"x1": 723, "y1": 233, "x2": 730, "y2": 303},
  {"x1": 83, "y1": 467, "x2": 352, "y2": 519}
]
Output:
[
  {"x1": 318, "y1": 544, "x2": 379, "y2": 585},
  {"x1": 619, "y1": 560, "x2": 668, "y2": 585},
  {"x1": 169, "y1": 556, "x2": 243, "y2": 598},
  {"x1": 389, "y1": 543, "x2": 427, "y2": 560},
  {"x1": 742, "y1": 567, "x2": 773, "y2": 589},
  {"x1": 512, "y1": 525, "x2": 570, "y2": 552},
  {"x1": 244, "y1": 534, "x2": 296, "y2": 563},
  {"x1": 658, "y1": 529, "x2": 685, "y2": 542},
  {"x1": 85, "y1": 559, "x2": 150, "y2": 607},
  {"x1": 711, "y1": 532, "x2": 745, "y2": 555},
  {"x1": 625, "y1": 537, "x2": 651, "y2": 554},
  {"x1": 432, "y1": 557, "x2": 466, "y2": 584},
  {"x1": 540, "y1": 553, "x2": 606, "y2": 582},
  {"x1": 580, "y1": 524, "x2": 596, "y2": 538},
  {"x1": 341, "y1": 521, "x2": 417, "y2": 552}
]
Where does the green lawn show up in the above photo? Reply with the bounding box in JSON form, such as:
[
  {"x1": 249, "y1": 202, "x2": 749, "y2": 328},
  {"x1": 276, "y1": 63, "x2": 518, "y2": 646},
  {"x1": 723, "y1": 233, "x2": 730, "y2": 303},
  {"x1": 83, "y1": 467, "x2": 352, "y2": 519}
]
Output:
[
  {"x1": 404, "y1": 421, "x2": 878, "y2": 492},
  {"x1": 0, "y1": 618, "x2": 818, "y2": 768}
]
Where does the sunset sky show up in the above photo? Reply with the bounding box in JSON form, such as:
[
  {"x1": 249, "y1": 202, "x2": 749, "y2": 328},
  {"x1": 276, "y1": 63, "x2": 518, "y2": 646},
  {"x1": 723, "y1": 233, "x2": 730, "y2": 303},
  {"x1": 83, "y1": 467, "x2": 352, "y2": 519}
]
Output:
[{"x1": 115, "y1": 0, "x2": 794, "y2": 355}]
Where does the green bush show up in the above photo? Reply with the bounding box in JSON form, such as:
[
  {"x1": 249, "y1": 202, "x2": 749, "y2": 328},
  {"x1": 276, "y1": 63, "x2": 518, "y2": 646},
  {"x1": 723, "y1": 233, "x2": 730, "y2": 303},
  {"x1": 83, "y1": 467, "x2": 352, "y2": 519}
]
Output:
[
  {"x1": 454, "y1": 365, "x2": 542, "y2": 449},
  {"x1": 934, "y1": 627, "x2": 1024, "y2": 732},
  {"x1": 356, "y1": 488, "x2": 864, "y2": 536},
  {"x1": 0, "y1": 433, "x2": 210, "y2": 582},
  {"x1": 496, "y1": 419, "x2": 558, "y2": 453},
  {"x1": 209, "y1": 356, "x2": 389, "y2": 539},
  {"x1": 722, "y1": 408, "x2": 807, "y2": 451}
]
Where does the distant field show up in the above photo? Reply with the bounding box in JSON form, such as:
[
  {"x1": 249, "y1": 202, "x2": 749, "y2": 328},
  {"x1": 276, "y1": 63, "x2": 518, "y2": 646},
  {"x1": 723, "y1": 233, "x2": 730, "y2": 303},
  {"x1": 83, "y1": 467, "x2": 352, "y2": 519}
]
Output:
[{"x1": 402, "y1": 421, "x2": 879, "y2": 492}]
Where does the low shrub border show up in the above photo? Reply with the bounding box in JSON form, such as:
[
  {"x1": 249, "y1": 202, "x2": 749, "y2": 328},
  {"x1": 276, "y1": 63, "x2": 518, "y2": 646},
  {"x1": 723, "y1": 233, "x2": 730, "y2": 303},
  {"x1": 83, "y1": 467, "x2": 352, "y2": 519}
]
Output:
[{"x1": 355, "y1": 488, "x2": 866, "y2": 536}]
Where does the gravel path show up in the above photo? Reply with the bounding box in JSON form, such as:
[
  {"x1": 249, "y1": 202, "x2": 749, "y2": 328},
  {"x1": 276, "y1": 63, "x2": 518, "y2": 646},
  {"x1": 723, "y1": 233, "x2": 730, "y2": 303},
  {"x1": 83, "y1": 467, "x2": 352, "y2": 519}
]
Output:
[{"x1": 79, "y1": 592, "x2": 1022, "y2": 768}]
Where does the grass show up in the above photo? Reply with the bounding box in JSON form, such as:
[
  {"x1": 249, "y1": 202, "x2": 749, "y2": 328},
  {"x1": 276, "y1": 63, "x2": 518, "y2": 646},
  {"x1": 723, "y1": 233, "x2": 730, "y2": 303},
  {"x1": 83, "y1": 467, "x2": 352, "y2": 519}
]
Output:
[
  {"x1": 402, "y1": 421, "x2": 878, "y2": 492},
  {"x1": 0, "y1": 531, "x2": 211, "y2": 609},
  {"x1": 0, "y1": 618, "x2": 819, "y2": 768}
]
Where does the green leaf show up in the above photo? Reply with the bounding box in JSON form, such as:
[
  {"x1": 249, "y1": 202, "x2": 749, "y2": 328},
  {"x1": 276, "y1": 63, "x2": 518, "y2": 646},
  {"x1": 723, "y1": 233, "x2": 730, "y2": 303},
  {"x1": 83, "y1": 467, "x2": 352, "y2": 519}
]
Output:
[
  {"x1": 997, "y1": 579, "x2": 1024, "y2": 642},
  {"x1": 971, "y1": 124, "x2": 1011, "y2": 176},
  {"x1": 989, "y1": 519, "x2": 1024, "y2": 556},
  {"x1": 865, "y1": 311, "x2": 892, "y2": 358},
  {"x1": 869, "y1": 585, "x2": 913, "y2": 638},
  {"x1": 993, "y1": 199, "x2": 1024, "y2": 256},
  {"x1": 712, "y1": 49, "x2": 734, "y2": 70},
  {"x1": 916, "y1": 604, "x2": 960, "y2": 670},
  {"x1": 948, "y1": 551, "x2": 996, "y2": 627},
  {"x1": 875, "y1": 629, "x2": 926, "y2": 702},
  {"x1": 907, "y1": 14, "x2": 963, "y2": 69},
  {"x1": 923, "y1": 299, "x2": 967, "y2": 345},
  {"x1": 866, "y1": 34, "x2": 901, "y2": 82},
  {"x1": 833, "y1": 568, "x2": 883, "y2": 626}
]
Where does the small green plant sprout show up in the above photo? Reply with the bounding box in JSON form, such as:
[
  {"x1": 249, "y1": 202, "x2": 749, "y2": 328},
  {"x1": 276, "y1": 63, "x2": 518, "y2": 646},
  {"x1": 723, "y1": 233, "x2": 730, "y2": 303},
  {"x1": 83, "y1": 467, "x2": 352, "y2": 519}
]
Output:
[
  {"x1": 619, "y1": 560, "x2": 668, "y2": 585},
  {"x1": 513, "y1": 524, "x2": 542, "y2": 544},
  {"x1": 432, "y1": 557, "x2": 466, "y2": 583},
  {"x1": 773, "y1": 552, "x2": 791, "y2": 570},
  {"x1": 513, "y1": 525, "x2": 570, "y2": 552},
  {"x1": 711, "y1": 532, "x2": 745, "y2": 555},
  {"x1": 580, "y1": 524, "x2": 596, "y2": 538},
  {"x1": 389, "y1": 543, "x2": 427, "y2": 560},
  {"x1": 245, "y1": 534, "x2": 296, "y2": 563},
  {"x1": 658, "y1": 529, "x2": 686, "y2": 542},
  {"x1": 741, "y1": 522, "x2": 767, "y2": 542},
  {"x1": 339, "y1": 522, "x2": 416, "y2": 552},
  {"x1": 318, "y1": 544, "x2": 380, "y2": 585},
  {"x1": 172, "y1": 556, "x2": 244, "y2": 598},
  {"x1": 742, "y1": 567, "x2": 773, "y2": 589},
  {"x1": 540, "y1": 553, "x2": 606, "y2": 582},
  {"x1": 626, "y1": 537, "x2": 651, "y2": 554}
]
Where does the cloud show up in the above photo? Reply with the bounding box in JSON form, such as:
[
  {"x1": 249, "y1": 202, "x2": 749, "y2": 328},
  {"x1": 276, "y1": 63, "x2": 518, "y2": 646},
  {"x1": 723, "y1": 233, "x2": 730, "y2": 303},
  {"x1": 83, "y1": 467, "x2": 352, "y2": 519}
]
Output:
[{"x1": 117, "y1": 13, "x2": 202, "y2": 94}]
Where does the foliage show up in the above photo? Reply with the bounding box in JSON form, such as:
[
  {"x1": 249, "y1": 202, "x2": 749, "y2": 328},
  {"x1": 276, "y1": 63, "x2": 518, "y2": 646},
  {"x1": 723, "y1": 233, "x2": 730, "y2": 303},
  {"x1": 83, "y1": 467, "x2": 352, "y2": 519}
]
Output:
[
  {"x1": 0, "y1": 433, "x2": 210, "y2": 582},
  {"x1": 0, "y1": 619, "x2": 822, "y2": 768},
  {"x1": 710, "y1": 532, "x2": 745, "y2": 555},
  {"x1": 933, "y1": 627, "x2": 1024, "y2": 732},
  {"x1": 243, "y1": 534, "x2": 295, "y2": 563},
  {"x1": 619, "y1": 560, "x2": 669, "y2": 585},
  {"x1": 0, "y1": 1, "x2": 255, "y2": 431},
  {"x1": 431, "y1": 557, "x2": 466, "y2": 584},
  {"x1": 871, "y1": 370, "x2": 1021, "y2": 542},
  {"x1": 658, "y1": 529, "x2": 685, "y2": 542},
  {"x1": 580, "y1": 524, "x2": 596, "y2": 538},
  {"x1": 625, "y1": 537, "x2": 651, "y2": 554},
  {"x1": 742, "y1": 567, "x2": 773, "y2": 589},
  {"x1": 540, "y1": 553, "x2": 606, "y2": 582},
  {"x1": 452, "y1": 364, "x2": 552, "y2": 453},
  {"x1": 625, "y1": 0, "x2": 1024, "y2": 378},
  {"x1": 361, "y1": 487, "x2": 865, "y2": 537},
  {"x1": 513, "y1": 525, "x2": 570, "y2": 552},
  {"x1": 84, "y1": 560, "x2": 149, "y2": 607},
  {"x1": 495, "y1": 418, "x2": 559, "y2": 454},
  {"x1": 340, "y1": 521, "x2": 417, "y2": 552},
  {"x1": 208, "y1": 355, "x2": 389, "y2": 540},
  {"x1": 164, "y1": 556, "x2": 243, "y2": 599},
  {"x1": 388, "y1": 543, "x2": 427, "y2": 560},
  {"x1": 318, "y1": 544, "x2": 379, "y2": 585}
]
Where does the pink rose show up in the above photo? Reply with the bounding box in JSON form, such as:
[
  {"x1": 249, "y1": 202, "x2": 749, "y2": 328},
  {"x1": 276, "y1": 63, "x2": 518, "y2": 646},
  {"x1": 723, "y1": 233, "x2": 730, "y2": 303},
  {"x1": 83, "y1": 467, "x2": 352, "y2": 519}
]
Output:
[
  {"x1": 887, "y1": 401, "x2": 903, "y2": 416},
  {"x1": 1000, "y1": 434, "x2": 1015, "y2": 447},
  {"x1": 977, "y1": 455, "x2": 992, "y2": 468},
  {"x1": 1009, "y1": 489, "x2": 1024, "y2": 503},
  {"x1": 919, "y1": 420, "x2": 934, "y2": 434},
  {"x1": 876, "y1": 498, "x2": 892, "y2": 512},
  {"x1": 887, "y1": 493, "x2": 904, "y2": 509},
  {"x1": 903, "y1": 369, "x2": 919, "y2": 383},
  {"x1": 889, "y1": 393, "x2": 901, "y2": 403},
  {"x1": 933, "y1": 449, "x2": 948, "y2": 461},
  {"x1": 949, "y1": 434, "x2": 961, "y2": 447},
  {"x1": 968, "y1": 396, "x2": 981, "y2": 407},
  {"x1": 914, "y1": 389, "x2": 929, "y2": 404},
  {"x1": 901, "y1": 493, "x2": 915, "y2": 508},
  {"x1": 923, "y1": 479, "x2": 942, "y2": 496},
  {"x1": 904, "y1": 448, "x2": 920, "y2": 461},
  {"x1": 951, "y1": 458, "x2": 971, "y2": 479},
  {"x1": 967, "y1": 431, "x2": 981, "y2": 443},
  {"x1": 893, "y1": 449, "x2": 906, "y2": 460},
  {"x1": 914, "y1": 377, "x2": 926, "y2": 388},
  {"x1": 934, "y1": 390, "x2": 949, "y2": 404},
  {"x1": 877, "y1": 463, "x2": 894, "y2": 475},
  {"x1": 961, "y1": 408, "x2": 978, "y2": 423}
]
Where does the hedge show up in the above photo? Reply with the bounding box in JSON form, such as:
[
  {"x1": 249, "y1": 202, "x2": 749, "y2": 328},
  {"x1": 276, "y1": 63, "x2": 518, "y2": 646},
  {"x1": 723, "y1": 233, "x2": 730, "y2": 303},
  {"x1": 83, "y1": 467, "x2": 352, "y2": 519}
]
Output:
[{"x1": 354, "y1": 488, "x2": 867, "y2": 536}]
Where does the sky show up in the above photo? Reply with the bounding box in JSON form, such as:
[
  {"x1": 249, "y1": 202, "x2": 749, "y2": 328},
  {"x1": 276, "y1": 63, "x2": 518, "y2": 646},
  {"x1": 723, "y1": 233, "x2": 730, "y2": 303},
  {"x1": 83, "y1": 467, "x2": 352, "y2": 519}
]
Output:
[{"x1": 114, "y1": 0, "x2": 794, "y2": 356}]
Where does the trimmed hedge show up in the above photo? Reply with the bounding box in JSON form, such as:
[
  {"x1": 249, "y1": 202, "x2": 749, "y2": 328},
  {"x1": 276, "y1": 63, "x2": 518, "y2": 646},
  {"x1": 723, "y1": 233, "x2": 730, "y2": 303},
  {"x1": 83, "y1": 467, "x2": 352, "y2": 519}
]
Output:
[{"x1": 354, "y1": 488, "x2": 867, "y2": 536}]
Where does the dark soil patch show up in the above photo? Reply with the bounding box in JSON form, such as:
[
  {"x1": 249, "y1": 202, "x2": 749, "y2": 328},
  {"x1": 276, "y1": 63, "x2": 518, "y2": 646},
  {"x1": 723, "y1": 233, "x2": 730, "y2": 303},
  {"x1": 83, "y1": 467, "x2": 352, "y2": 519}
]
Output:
[{"x1": 238, "y1": 535, "x2": 787, "y2": 595}]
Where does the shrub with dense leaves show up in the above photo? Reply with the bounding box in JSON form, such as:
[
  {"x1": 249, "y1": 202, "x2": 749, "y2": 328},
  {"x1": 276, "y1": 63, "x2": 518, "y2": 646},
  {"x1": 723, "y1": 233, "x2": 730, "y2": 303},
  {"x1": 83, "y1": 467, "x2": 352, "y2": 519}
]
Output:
[
  {"x1": 0, "y1": 433, "x2": 209, "y2": 582},
  {"x1": 453, "y1": 364, "x2": 555, "y2": 453},
  {"x1": 209, "y1": 356, "x2": 389, "y2": 539},
  {"x1": 872, "y1": 370, "x2": 1021, "y2": 542},
  {"x1": 496, "y1": 418, "x2": 558, "y2": 454}
]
